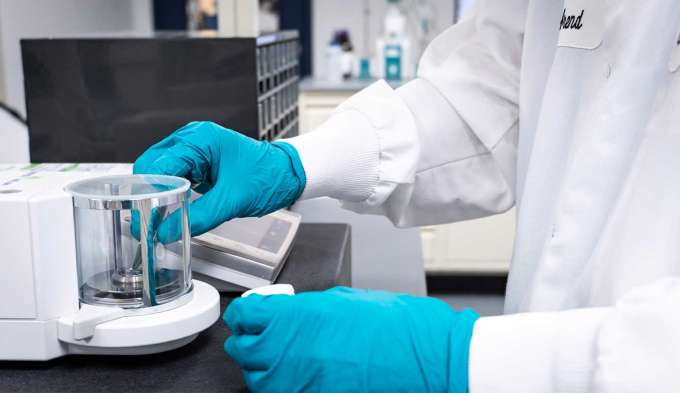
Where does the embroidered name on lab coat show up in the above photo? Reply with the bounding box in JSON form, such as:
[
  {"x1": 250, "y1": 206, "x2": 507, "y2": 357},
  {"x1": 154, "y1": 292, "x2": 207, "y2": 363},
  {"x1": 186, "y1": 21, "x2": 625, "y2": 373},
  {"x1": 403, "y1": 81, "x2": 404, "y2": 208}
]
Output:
[
  {"x1": 560, "y1": 9, "x2": 584, "y2": 30},
  {"x1": 558, "y1": 0, "x2": 604, "y2": 50}
]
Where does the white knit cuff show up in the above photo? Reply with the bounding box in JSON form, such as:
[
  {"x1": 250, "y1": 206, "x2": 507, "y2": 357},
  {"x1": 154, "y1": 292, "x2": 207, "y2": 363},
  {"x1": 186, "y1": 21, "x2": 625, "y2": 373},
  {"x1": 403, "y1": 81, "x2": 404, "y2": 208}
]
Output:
[
  {"x1": 286, "y1": 80, "x2": 419, "y2": 204},
  {"x1": 469, "y1": 308, "x2": 610, "y2": 393},
  {"x1": 284, "y1": 110, "x2": 380, "y2": 202}
]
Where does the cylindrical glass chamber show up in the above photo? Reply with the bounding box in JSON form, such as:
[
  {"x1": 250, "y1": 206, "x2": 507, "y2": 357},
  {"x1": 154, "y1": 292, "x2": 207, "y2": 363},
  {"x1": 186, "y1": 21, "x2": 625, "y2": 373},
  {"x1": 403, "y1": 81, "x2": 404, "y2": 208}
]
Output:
[{"x1": 65, "y1": 175, "x2": 192, "y2": 309}]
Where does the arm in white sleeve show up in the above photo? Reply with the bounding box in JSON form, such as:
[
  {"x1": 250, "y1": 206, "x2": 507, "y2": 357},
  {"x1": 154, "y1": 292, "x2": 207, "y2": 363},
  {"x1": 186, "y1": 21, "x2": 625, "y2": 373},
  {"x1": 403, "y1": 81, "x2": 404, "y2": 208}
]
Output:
[
  {"x1": 286, "y1": 0, "x2": 527, "y2": 226},
  {"x1": 469, "y1": 278, "x2": 680, "y2": 393}
]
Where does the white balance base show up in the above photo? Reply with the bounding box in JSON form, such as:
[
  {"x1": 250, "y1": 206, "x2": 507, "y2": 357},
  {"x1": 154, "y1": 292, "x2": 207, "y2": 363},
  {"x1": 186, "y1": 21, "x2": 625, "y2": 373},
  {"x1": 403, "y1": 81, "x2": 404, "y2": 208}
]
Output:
[
  {"x1": 0, "y1": 280, "x2": 220, "y2": 360},
  {"x1": 57, "y1": 280, "x2": 220, "y2": 355},
  {"x1": 66, "y1": 334, "x2": 199, "y2": 356}
]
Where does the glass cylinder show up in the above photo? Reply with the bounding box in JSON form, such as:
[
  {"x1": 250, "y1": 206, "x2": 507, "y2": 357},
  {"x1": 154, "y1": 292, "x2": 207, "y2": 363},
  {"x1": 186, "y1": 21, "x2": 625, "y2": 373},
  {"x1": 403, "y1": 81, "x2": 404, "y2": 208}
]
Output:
[{"x1": 65, "y1": 175, "x2": 192, "y2": 309}]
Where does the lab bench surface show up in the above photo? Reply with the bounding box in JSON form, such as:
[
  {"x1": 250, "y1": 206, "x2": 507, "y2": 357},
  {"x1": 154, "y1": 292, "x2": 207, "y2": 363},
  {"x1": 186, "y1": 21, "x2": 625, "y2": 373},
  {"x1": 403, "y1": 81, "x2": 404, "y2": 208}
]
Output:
[{"x1": 0, "y1": 223, "x2": 351, "y2": 393}]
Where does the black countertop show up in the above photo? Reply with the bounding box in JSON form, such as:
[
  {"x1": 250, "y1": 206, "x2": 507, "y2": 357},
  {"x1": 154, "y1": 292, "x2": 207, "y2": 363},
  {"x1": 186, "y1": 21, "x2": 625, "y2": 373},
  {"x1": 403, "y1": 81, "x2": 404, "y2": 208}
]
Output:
[{"x1": 0, "y1": 223, "x2": 351, "y2": 393}]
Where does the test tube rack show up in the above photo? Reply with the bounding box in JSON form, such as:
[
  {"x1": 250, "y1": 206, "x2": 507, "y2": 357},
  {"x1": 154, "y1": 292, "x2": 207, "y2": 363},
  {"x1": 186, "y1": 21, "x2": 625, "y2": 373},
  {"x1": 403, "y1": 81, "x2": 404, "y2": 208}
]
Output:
[{"x1": 256, "y1": 32, "x2": 299, "y2": 141}]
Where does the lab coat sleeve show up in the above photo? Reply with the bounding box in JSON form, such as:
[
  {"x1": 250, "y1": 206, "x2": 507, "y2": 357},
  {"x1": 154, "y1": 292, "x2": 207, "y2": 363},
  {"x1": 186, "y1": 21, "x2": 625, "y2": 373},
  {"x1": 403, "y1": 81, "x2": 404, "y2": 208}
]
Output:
[
  {"x1": 468, "y1": 278, "x2": 680, "y2": 393},
  {"x1": 285, "y1": 0, "x2": 526, "y2": 226}
]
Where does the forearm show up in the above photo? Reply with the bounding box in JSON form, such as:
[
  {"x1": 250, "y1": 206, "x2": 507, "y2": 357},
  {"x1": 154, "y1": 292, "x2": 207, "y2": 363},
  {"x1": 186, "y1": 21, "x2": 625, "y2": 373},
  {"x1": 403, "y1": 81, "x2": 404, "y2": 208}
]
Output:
[
  {"x1": 285, "y1": 1, "x2": 526, "y2": 226},
  {"x1": 470, "y1": 308, "x2": 608, "y2": 393},
  {"x1": 469, "y1": 278, "x2": 680, "y2": 393},
  {"x1": 285, "y1": 76, "x2": 516, "y2": 227},
  {"x1": 284, "y1": 110, "x2": 379, "y2": 203},
  {"x1": 285, "y1": 79, "x2": 419, "y2": 207}
]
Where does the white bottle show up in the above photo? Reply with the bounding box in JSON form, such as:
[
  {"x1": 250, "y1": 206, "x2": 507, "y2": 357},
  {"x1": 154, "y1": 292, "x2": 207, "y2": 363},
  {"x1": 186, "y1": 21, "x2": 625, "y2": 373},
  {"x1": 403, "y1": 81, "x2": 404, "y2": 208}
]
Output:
[
  {"x1": 340, "y1": 50, "x2": 355, "y2": 79},
  {"x1": 376, "y1": 0, "x2": 412, "y2": 81},
  {"x1": 324, "y1": 43, "x2": 343, "y2": 83}
]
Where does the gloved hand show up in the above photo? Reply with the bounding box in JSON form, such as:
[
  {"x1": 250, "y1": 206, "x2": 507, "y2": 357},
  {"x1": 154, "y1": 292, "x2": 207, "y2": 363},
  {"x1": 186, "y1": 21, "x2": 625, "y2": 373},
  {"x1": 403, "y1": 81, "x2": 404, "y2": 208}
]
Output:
[
  {"x1": 133, "y1": 121, "x2": 306, "y2": 243},
  {"x1": 224, "y1": 287, "x2": 479, "y2": 393}
]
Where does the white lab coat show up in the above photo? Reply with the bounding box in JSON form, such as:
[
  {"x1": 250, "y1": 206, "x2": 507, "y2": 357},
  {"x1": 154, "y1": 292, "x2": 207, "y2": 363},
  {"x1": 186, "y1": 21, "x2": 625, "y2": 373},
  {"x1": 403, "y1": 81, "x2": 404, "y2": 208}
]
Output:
[{"x1": 287, "y1": 0, "x2": 680, "y2": 391}]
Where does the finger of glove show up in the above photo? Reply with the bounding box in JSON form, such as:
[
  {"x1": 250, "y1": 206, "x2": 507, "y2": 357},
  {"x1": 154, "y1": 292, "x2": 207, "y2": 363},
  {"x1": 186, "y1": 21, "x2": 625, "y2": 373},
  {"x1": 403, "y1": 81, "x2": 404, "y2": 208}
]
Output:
[
  {"x1": 191, "y1": 188, "x2": 237, "y2": 235},
  {"x1": 224, "y1": 295, "x2": 288, "y2": 336},
  {"x1": 154, "y1": 205, "x2": 185, "y2": 244},
  {"x1": 133, "y1": 138, "x2": 180, "y2": 176},
  {"x1": 155, "y1": 188, "x2": 233, "y2": 243},
  {"x1": 224, "y1": 335, "x2": 273, "y2": 371},
  {"x1": 145, "y1": 150, "x2": 199, "y2": 181},
  {"x1": 139, "y1": 139, "x2": 213, "y2": 190},
  {"x1": 133, "y1": 122, "x2": 204, "y2": 174},
  {"x1": 130, "y1": 201, "x2": 173, "y2": 242},
  {"x1": 134, "y1": 144, "x2": 168, "y2": 176},
  {"x1": 130, "y1": 210, "x2": 141, "y2": 240},
  {"x1": 242, "y1": 370, "x2": 269, "y2": 393},
  {"x1": 133, "y1": 143, "x2": 207, "y2": 242}
]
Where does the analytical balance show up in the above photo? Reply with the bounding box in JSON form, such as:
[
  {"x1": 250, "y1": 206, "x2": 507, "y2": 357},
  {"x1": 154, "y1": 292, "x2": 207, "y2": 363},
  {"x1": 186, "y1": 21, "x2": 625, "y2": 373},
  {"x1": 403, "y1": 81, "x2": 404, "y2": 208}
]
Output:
[{"x1": 0, "y1": 171, "x2": 221, "y2": 360}]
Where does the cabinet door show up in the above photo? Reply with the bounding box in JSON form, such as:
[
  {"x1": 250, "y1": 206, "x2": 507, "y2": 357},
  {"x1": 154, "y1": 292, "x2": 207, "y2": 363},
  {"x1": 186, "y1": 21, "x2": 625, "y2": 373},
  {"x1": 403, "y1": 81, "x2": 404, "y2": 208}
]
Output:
[
  {"x1": 298, "y1": 91, "x2": 353, "y2": 133},
  {"x1": 422, "y1": 209, "x2": 515, "y2": 274}
]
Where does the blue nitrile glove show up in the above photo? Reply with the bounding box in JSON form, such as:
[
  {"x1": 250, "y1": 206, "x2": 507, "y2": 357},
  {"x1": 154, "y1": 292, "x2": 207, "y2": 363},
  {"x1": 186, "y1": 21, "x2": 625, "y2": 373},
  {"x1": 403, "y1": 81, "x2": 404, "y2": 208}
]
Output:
[
  {"x1": 224, "y1": 287, "x2": 479, "y2": 393},
  {"x1": 133, "y1": 121, "x2": 306, "y2": 243}
]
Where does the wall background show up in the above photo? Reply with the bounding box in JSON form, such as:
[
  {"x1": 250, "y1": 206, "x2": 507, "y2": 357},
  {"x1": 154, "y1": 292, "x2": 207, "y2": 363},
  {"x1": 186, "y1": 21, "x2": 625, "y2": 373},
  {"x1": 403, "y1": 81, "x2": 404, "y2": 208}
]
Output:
[
  {"x1": 0, "y1": 0, "x2": 152, "y2": 116},
  {"x1": 312, "y1": 0, "x2": 454, "y2": 78}
]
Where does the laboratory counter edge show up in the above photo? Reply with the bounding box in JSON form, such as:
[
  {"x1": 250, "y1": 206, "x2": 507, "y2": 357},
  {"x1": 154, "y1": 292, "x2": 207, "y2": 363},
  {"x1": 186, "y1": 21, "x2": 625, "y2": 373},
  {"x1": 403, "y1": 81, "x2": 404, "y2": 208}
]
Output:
[
  {"x1": 0, "y1": 223, "x2": 351, "y2": 393},
  {"x1": 299, "y1": 76, "x2": 407, "y2": 92}
]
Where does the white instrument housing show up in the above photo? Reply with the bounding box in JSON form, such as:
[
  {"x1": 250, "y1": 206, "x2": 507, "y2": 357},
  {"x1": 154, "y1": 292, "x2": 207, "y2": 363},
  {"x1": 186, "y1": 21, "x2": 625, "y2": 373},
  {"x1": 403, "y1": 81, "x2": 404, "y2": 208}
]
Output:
[{"x1": 0, "y1": 169, "x2": 220, "y2": 360}]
